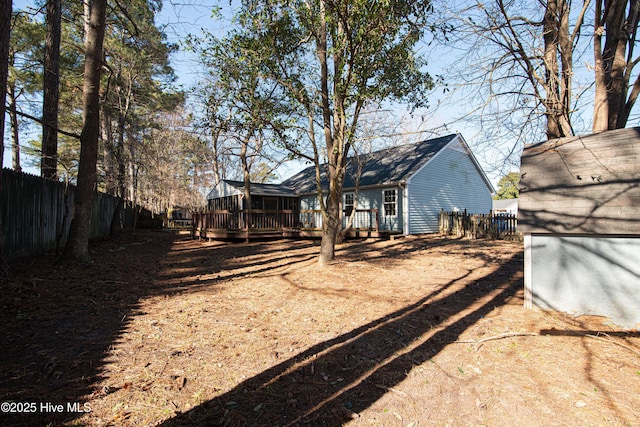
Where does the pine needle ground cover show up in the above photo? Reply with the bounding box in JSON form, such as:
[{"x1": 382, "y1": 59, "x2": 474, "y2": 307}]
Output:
[{"x1": 1, "y1": 232, "x2": 638, "y2": 426}]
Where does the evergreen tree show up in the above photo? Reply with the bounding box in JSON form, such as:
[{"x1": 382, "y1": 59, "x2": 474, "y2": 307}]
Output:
[{"x1": 494, "y1": 172, "x2": 520, "y2": 200}]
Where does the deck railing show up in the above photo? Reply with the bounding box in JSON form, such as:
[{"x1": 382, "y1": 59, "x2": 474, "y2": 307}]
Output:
[
  {"x1": 343, "y1": 209, "x2": 379, "y2": 231},
  {"x1": 298, "y1": 209, "x2": 379, "y2": 230},
  {"x1": 193, "y1": 208, "x2": 380, "y2": 234},
  {"x1": 192, "y1": 209, "x2": 299, "y2": 232}
]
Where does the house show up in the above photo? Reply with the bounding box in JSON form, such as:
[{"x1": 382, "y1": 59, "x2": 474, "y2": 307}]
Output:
[
  {"x1": 492, "y1": 198, "x2": 518, "y2": 216},
  {"x1": 195, "y1": 133, "x2": 494, "y2": 239},
  {"x1": 519, "y1": 127, "x2": 640, "y2": 328}
]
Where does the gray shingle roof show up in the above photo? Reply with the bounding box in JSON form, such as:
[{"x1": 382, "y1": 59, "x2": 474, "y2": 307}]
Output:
[
  {"x1": 282, "y1": 134, "x2": 458, "y2": 194},
  {"x1": 222, "y1": 180, "x2": 295, "y2": 197}
]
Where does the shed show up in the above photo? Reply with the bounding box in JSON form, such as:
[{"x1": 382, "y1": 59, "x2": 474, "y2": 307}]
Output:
[{"x1": 519, "y1": 127, "x2": 640, "y2": 328}]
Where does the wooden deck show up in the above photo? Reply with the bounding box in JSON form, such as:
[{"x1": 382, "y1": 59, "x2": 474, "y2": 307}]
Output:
[{"x1": 192, "y1": 209, "x2": 399, "y2": 240}]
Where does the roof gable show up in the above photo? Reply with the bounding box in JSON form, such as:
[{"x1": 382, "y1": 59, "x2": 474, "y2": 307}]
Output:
[
  {"x1": 519, "y1": 127, "x2": 640, "y2": 234},
  {"x1": 283, "y1": 134, "x2": 459, "y2": 194}
]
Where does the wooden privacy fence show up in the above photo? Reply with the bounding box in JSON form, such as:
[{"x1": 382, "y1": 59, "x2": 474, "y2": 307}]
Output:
[
  {"x1": 439, "y1": 209, "x2": 519, "y2": 240},
  {"x1": 1, "y1": 168, "x2": 161, "y2": 260}
]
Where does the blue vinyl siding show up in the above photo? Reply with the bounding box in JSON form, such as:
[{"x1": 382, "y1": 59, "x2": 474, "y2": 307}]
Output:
[
  {"x1": 344, "y1": 187, "x2": 402, "y2": 231},
  {"x1": 299, "y1": 188, "x2": 403, "y2": 232},
  {"x1": 406, "y1": 147, "x2": 492, "y2": 234},
  {"x1": 298, "y1": 140, "x2": 491, "y2": 235}
]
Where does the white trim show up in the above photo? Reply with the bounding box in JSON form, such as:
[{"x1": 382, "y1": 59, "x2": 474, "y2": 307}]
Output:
[
  {"x1": 524, "y1": 234, "x2": 533, "y2": 309},
  {"x1": 343, "y1": 192, "x2": 355, "y2": 213},
  {"x1": 382, "y1": 188, "x2": 398, "y2": 217},
  {"x1": 402, "y1": 183, "x2": 409, "y2": 235}
]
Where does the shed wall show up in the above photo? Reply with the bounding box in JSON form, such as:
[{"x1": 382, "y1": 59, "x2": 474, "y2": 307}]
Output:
[
  {"x1": 527, "y1": 235, "x2": 640, "y2": 328},
  {"x1": 407, "y1": 147, "x2": 493, "y2": 234},
  {"x1": 519, "y1": 128, "x2": 640, "y2": 234}
]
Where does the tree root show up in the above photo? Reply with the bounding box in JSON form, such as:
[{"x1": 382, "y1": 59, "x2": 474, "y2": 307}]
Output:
[{"x1": 454, "y1": 332, "x2": 539, "y2": 350}]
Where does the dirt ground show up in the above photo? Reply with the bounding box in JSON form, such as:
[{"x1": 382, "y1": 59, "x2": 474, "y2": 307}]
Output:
[{"x1": 0, "y1": 230, "x2": 638, "y2": 427}]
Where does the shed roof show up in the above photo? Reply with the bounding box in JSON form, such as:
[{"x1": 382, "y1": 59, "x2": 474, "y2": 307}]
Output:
[
  {"x1": 282, "y1": 134, "x2": 462, "y2": 194},
  {"x1": 518, "y1": 127, "x2": 640, "y2": 234}
]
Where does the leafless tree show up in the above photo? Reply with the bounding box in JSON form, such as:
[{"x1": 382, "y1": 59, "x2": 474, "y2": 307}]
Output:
[
  {"x1": 593, "y1": 0, "x2": 640, "y2": 131},
  {"x1": 137, "y1": 109, "x2": 209, "y2": 215},
  {"x1": 437, "y1": 0, "x2": 640, "y2": 158},
  {"x1": 440, "y1": 0, "x2": 590, "y2": 140}
]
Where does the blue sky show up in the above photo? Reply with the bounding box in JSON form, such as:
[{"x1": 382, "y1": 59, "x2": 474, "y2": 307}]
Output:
[{"x1": 4, "y1": 0, "x2": 512, "y2": 186}]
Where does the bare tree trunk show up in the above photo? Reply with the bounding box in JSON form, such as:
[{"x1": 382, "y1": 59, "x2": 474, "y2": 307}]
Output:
[
  {"x1": 606, "y1": 0, "x2": 633, "y2": 129},
  {"x1": 101, "y1": 103, "x2": 117, "y2": 195},
  {"x1": 0, "y1": 0, "x2": 12, "y2": 278},
  {"x1": 593, "y1": 0, "x2": 640, "y2": 131},
  {"x1": 62, "y1": 0, "x2": 107, "y2": 263},
  {"x1": 319, "y1": 190, "x2": 342, "y2": 263},
  {"x1": 127, "y1": 133, "x2": 139, "y2": 232},
  {"x1": 83, "y1": 0, "x2": 91, "y2": 41},
  {"x1": 127, "y1": 132, "x2": 137, "y2": 206},
  {"x1": 211, "y1": 126, "x2": 222, "y2": 185},
  {"x1": 557, "y1": 0, "x2": 573, "y2": 136},
  {"x1": 239, "y1": 131, "x2": 254, "y2": 240},
  {"x1": 109, "y1": 115, "x2": 129, "y2": 235},
  {"x1": 41, "y1": 0, "x2": 61, "y2": 179},
  {"x1": 317, "y1": 0, "x2": 343, "y2": 264},
  {"x1": 542, "y1": 0, "x2": 572, "y2": 139},
  {"x1": 593, "y1": 0, "x2": 609, "y2": 132},
  {"x1": 8, "y1": 83, "x2": 21, "y2": 172}
]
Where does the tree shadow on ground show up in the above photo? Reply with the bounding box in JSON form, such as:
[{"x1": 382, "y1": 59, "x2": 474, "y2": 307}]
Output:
[
  {"x1": 0, "y1": 232, "x2": 179, "y2": 427},
  {"x1": 157, "y1": 238, "x2": 318, "y2": 290},
  {"x1": 0, "y1": 232, "x2": 318, "y2": 426},
  {"x1": 0, "y1": 232, "x2": 522, "y2": 426},
  {"x1": 158, "y1": 250, "x2": 523, "y2": 426}
]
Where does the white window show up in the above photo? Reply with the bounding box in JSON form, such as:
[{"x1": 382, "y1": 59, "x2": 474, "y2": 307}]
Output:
[
  {"x1": 344, "y1": 193, "x2": 354, "y2": 216},
  {"x1": 383, "y1": 189, "x2": 397, "y2": 216}
]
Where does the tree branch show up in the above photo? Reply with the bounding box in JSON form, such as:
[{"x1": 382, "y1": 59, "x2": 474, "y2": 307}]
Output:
[{"x1": 11, "y1": 107, "x2": 81, "y2": 139}]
